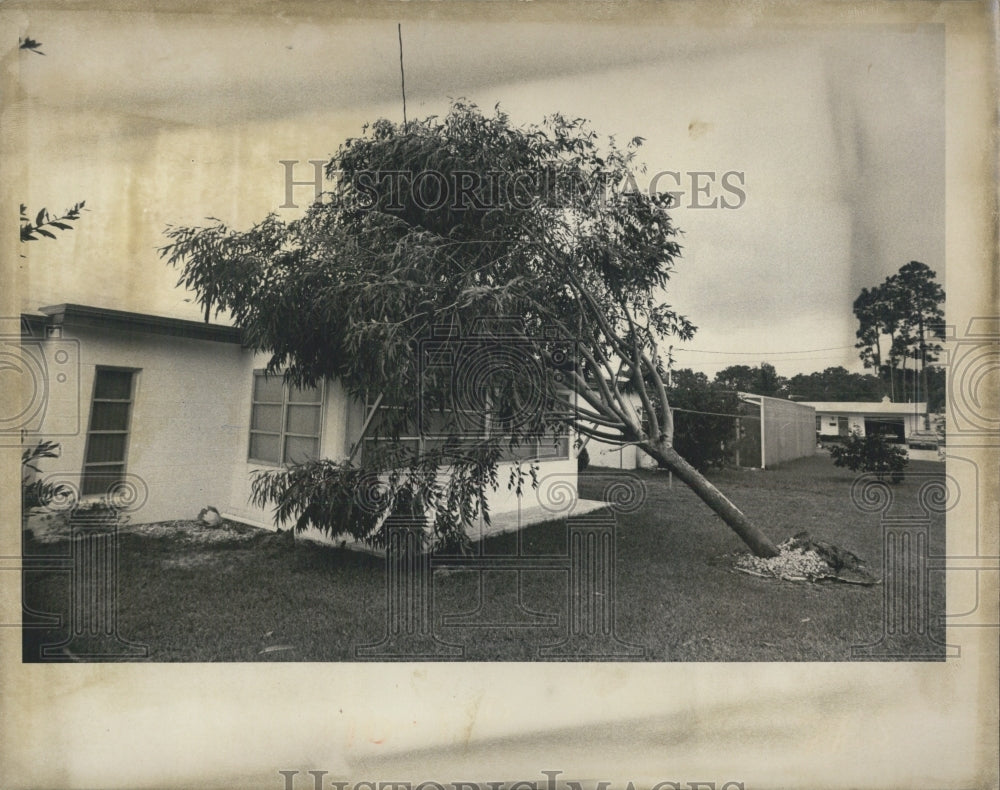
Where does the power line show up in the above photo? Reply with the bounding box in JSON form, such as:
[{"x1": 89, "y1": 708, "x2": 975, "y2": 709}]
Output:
[
  {"x1": 671, "y1": 406, "x2": 755, "y2": 419},
  {"x1": 686, "y1": 356, "x2": 853, "y2": 370},
  {"x1": 674, "y1": 345, "x2": 855, "y2": 356}
]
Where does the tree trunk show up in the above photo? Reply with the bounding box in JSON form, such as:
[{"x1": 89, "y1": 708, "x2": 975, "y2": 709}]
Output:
[{"x1": 642, "y1": 440, "x2": 780, "y2": 558}]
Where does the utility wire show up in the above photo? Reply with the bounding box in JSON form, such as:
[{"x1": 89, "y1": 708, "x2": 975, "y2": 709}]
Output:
[
  {"x1": 674, "y1": 345, "x2": 855, "y2": 356},
  {"x1": 671, "y1": 406, "x2": 753, "y2": 419}
]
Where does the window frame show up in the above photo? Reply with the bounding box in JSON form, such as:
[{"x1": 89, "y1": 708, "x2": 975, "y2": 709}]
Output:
[
  {"x1": 360, "y1": 397, "x2": 570, "y2": 464},
  {"x1": 81, "y1": 366, "x2": 138, "y2": 496},
  {"x1": 247, "y1": 371, "x2": 325, "y2": 467}
]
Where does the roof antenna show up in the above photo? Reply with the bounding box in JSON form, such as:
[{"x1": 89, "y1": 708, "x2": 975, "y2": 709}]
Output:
[{"x1": 398, "y1": 23, "x2": 408, "y2": 128}]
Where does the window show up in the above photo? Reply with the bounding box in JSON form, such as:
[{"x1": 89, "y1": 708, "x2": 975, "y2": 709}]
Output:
[
  {"x1": 500, "y1": 433, "x2": 571, "y2": 462},
  {"x1": 248, "y1": 372, "x2": 323, "y2": 465},
  {"x1": 360, "y1": 398, "x2": 569, "y2": 463},
  {"x1": 81, "y1": 368, "x2": 136, "y2": 496}
]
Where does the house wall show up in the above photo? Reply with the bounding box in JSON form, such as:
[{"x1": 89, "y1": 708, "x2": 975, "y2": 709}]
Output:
[
  {"x1": 27, "y1": 324, "x2": 248, "y2": 524},
  {"x1": 26, "y1": 321, "x2": 584, "y2": 537},
  {"x1": 815, "y1": 411, "x2": 924, "y2": 440},
  {"x1": 222, "y1": 353, "x2": 352, "y2": 529},
  {"x1": 584, "y1": 439, "x2": 639, "y2": 470},
  {"x1": 759, "y1": 396, "x2": 816, "y2": 468},
  {"x1": 225, "y1": 364, "x2": 579, "y2": 538},
  {"x1": 903, "y1": 413, "x2": 926, "y2": 438},
  {"x1": 579, "y1": 394, "x2": 649, "y2": 470},
  {"x1": 294, "y1": 455, "x2": 579, "y2": 548},
  {"x1": 486, "y1": 457, "x2": 579, "y2": 513},
  {"x1": 817, "y1": 413, "x2": 850, "y2": 436}
]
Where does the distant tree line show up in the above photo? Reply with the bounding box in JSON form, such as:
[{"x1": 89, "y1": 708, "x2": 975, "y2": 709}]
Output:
[
  {"x1": 669, "y1": 362, "x2": 943, "y2": 411},
  {"x1": 852, "y1": 261, "x2": 945, "y2": 407},
  {"x1": 661, "y1": 357, "x2": 944, "y2": 473}
]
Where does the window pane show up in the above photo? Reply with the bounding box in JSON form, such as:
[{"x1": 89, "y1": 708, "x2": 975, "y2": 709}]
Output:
[
  {"x1": 84, "y1": 433, "x2": 128, "y2": 464},
  {"x1": 251, "y1": 404, "x2": 282, "y2": 433},
  {"x1": 286, "y1": 404, "x2": 320, "y2": 436},
  {"x1": 362, "y1": 437, "x2": 419, "y2": 461},
  {"x1": 399, "y1": 438, "x2": 421, "y2": 458},
  {"x1": 369, "y1": 406, "x2": 416, "y2": 437},
  {"x1": 536, "y1": 435, "x2": 570, "y2": 460},
  {"x1": 420, "y1": 409, "x2": 451, "y2": 436},
  {"x1": 288, "y1": 384, "x2": 322, "y2": 404},
  {"x1": 93, "y1": 369, "x2": 133, "y2": 400},
  {"x1": 425, "y1": 436, "x2": 479, "y2": 455},
  {"x1": 249, "y1": 432, "x2": 280, "y2": 463},
  {"x1": 82, "y1": 465, "x2": 125, "y2": 496},
  {"x1": 497, "y1": 438, "x2": 533, "y2": 463},
  {"x1": 421, "y1": 409, "x2": 485, "y2": 438},
  {"x1": 283, "y1": 435, "x2": 318, "y2": 464},
  {"x1": 89, "y1": 401, "x2": 131, "y2": 431},
  {"x1": 253, "y1": 374, "x2": 284, "y2": 404}
]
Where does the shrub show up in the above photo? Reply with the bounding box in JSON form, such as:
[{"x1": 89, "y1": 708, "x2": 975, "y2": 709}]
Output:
[
  {"x1": 829, "y1": 429, "x2": 908, "y2": 483},
  {"x1": 21, "y1": 440, "x2": 69, "y2": 511},
  {"x1": 67, "y1": 498, "x2": 122, "y2": 530},
  {"x1": 669, "y1": 410, "x2": 734, "y2": 472},
  {"x1": 664, "y1": 369, "x2": 740, "y2": 472}
]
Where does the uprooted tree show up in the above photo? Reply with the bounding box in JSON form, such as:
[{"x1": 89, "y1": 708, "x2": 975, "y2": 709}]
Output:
[{"x1": 161, "y1": 101, "x2": 780, "y2": 558}]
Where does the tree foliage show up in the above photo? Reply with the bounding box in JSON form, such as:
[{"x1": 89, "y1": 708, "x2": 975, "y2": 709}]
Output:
[
  {"x1": 21, "y1": 440, "x2": 70, "y2": 510},
  {"x1": 668, "y1": 368, "x2": 740, "y2": 471},
  {"x1": 713, "y1": 362, "x2": 785, "y2": 398},
  {"x1": 785, "y1": 366, "x2": 887, "y2": 402},
  {"x1": 828, "y1": 430, "x2": 908, "y2": 483},
  {"x1": 853, "y1": 261, "x2": 944, "y2": 406},
  {"x1": 19, "y1": 43, "x2": 87, "y2": 250},
  {"x1": 161, "y1": 101, "x2": 780, "y2": 556},
  {"x1": 19, "y1": 37, "x2": 46, "y2": 55},
  {"x1": 20, "y1": 202, "x2": 86, "y2": 243}
]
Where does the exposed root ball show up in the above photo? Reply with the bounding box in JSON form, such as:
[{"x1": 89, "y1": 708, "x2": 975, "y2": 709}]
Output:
[{"x1": 734, "y1": 532, "x2": 877, "y2": 585}]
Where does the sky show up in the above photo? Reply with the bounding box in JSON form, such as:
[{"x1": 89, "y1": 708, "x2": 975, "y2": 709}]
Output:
[{"x1": 11, "y1": 8, "x2": 945, "y2": 378}]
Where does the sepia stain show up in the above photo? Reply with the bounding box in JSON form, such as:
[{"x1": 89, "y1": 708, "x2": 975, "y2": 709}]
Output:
[
  {"x1": 461, "y1": 688, "x2": 485, "y2": 748},
  {"x1": 688, "y1": 119, "x2": 712, "y2": 139}
]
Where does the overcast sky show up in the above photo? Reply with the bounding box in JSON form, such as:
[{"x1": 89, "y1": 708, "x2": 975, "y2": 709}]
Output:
[{"x1": 13, "y1": 9, "x2": 945, "y2": 377}]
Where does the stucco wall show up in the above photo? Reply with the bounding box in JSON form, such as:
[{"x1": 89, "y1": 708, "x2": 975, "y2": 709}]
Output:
[
  {"x1": 295, "y1": 455, "x2": 579, "y2": 547},
  {"x1": 26, "y1": 326, "x2": 583, "y2": 534},
  {"x1": 26, "y1": 324, "x2": 248, "y2": 524},
  {"x1": 223, "y1": 353, "x2": 352, "y2": 529},
  {"x1": 815, "y1": 410, "x2": 925, "y2": 440},
  {"x1": 584, "y1": 439, "x2": 639, "y2": 470}
]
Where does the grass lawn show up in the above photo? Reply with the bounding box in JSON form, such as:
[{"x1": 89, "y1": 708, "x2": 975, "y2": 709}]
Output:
[{"x1": 22, "y1": 453, "x2": 947, "y2": 662}]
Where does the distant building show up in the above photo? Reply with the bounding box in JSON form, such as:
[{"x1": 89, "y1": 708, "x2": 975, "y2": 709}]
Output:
[
  {"x1": 803, "y1": 396, "x2": 928, "y2": 443},
  {"x1": 583, "y1": 392, "x2": 815, "y2": 470}
]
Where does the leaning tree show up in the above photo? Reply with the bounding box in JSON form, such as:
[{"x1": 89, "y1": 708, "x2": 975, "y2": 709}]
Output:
[{"x1": 161, "y1": 101, "x2": 780, "y2": 557}]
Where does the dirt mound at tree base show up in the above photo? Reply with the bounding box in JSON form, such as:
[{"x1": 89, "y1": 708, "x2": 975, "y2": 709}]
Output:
[{"x1": 734, "y1": 531, "x2": 878, "y2": 585}]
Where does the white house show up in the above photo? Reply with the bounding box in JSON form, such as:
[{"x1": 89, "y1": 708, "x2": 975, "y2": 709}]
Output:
[
  {"x1": 14, "y1": 304, "x2": 591, "y2": 541},
  {"x1": 803, "y1": 396, "x2": 928, "y2": 443}
]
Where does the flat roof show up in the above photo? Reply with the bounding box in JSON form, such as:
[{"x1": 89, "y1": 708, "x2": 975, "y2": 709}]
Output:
[
  {"x1": 802, "y1": 401, "x2": 927, "y2": 415},
  {"x1": 25, "y1": 303, "x2": 244, "y2": 344}
]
